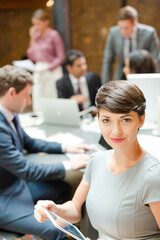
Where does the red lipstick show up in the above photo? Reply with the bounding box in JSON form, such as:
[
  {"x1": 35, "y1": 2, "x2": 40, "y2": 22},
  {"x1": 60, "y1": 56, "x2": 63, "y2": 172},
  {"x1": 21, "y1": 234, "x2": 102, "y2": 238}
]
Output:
[{"x1": 111, "y1": 138, "x2": 126, "y2": 143}]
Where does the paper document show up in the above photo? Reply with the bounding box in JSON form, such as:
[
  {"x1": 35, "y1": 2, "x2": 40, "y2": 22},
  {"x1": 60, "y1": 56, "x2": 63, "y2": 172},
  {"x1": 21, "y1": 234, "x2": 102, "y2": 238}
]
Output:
[
  {"x1": 42, "y1": 208, "x2": 87, "y2": 240},
  {"x1": 12, "y1": 59, "x2": 35, "y2": 72},
  {"x1": 24, "y1": 127, "x2": 46, "y2": 140},
  {"x1": 47, "y1": 133, "x2": 84, "y2": 145}
]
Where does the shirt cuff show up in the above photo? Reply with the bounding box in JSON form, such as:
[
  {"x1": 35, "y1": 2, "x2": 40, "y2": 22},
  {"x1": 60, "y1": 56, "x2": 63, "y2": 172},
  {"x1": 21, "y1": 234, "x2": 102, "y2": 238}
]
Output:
[
  {"x1": 61, "y1": 143, "x2": 66, "y2": 153},
  {"x1": 63, "y1": 161, "x2": 72, "y2": 171}
]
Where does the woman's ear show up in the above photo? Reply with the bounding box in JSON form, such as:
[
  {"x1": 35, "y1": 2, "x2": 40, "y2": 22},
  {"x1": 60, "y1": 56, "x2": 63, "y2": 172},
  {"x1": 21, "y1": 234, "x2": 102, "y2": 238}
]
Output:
[{"x1": 139, "y1": 114, "x2": 145, "y2": 128}]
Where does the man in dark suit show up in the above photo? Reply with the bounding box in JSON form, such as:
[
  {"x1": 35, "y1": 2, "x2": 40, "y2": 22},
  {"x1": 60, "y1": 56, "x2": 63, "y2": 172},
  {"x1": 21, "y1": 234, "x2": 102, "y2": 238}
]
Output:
[
  {"x1": 0, "y1": 65, "x2": 90, "y2": 239},
  {"x1": 102, "y1": 5, "x2": 159, "y2": 84},
  {"x1": 56, "y1": 49, "x2": 101, "y2": 111}
]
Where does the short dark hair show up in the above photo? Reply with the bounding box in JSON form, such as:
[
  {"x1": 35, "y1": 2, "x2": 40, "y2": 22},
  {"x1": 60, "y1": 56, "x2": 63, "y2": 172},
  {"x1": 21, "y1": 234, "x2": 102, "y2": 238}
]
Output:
[
  {"x1": 129, "y1": 49, "x2": 157, "y2": 74},
  {"x1": 117, "y1": 5, "x2": 138, "y2": 22},
  {"x1": 0, "y1": 65, "x2": 33, "y2": 97},
  {"x1": 66, "y1": 49, "x2": 84, "y2": 66},
  {"x1": 96, "y1": 80, "x2": 146, "y2": 116},
  {"x1": 32, "y1": 8, "x2": 50, "y2": 21}
]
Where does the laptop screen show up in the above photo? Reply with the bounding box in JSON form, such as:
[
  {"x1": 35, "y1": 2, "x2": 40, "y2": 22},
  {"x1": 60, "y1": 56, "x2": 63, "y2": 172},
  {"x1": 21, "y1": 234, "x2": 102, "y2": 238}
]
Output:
[{"x1": 39, "y1": 98, "x2": 81, "y2": 127}]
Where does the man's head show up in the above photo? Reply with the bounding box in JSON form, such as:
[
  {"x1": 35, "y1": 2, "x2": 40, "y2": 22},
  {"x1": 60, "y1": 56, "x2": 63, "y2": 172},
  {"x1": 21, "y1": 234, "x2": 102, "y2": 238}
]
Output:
[
  {"x1": 117, "y1": 6, "x2": 138, "y2": 38},
  {"x1": 0, "y1": 65, "x2": 33, "y2": 113},
  {"x1": 66, "y1": 49, "x2": 87, "y2": 79}
]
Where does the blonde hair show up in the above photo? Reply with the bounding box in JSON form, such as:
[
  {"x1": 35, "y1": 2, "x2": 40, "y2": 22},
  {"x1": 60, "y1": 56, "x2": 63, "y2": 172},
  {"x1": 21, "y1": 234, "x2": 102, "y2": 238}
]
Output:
[{"x1": 32, "y1": 9, "x2": 50, "y2": 21}]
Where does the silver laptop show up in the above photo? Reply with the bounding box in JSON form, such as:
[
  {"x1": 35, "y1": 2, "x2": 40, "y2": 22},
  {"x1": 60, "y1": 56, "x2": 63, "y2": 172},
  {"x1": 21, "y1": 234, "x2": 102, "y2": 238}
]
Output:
[{"x1": 39, "y1": 98, "x2": 81, "y2": 127}]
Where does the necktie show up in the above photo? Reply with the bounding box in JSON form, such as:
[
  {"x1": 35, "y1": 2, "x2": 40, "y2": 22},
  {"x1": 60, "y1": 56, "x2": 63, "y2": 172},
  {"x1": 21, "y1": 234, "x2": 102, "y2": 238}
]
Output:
[
  {"x1": 129, "y1": 38, "x2": 132, "y2": 53},
  {"x1": 12, "y1": 115, "x2": 22, "y2": 143},
  {"x1": 77, "y1": 80, "x2": 83, "y2": 111}
]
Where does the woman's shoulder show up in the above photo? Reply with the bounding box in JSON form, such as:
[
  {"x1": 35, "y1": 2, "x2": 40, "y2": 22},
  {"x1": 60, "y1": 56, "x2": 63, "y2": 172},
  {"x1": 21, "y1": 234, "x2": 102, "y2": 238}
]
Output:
[
  {"x1": 90, "y1": 149, "x2": 113, "y2": 165},
  {"x1": 48, "y1": 28, "x2": 61, "y2": 37},
  {"x1": 143, "y1": 151, "x2": 160, "y2": 166},
  {"x1": 143, "y1": 151, "x2": 160, "y2": 177}
]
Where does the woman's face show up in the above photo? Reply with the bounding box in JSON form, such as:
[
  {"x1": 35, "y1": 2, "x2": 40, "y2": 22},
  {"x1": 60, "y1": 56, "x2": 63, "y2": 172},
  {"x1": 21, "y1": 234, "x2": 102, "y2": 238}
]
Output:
[
  {"x1": 32, "y1": 18, "x2": 49, "y2": 32},
  {"x1": 123, "y1": 58, "x2": 131, "y2": 78},
  {"x1": 98, "y1": 108, "x2": 145, "y2": 150}
]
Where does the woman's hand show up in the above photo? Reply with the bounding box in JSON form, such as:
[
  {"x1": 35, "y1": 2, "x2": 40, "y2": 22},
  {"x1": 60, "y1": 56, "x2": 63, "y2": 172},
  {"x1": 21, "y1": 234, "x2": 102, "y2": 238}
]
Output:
[
  {"x1": 29, "y1": 25, "x2": 38, "y2": 45},
  {"x1": 34, "y1": 200, "x2": 58, "y2": 223}
]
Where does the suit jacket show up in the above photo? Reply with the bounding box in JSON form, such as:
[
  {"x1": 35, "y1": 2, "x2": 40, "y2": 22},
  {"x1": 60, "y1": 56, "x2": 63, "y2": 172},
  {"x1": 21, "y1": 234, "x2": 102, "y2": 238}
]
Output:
[
  {"x1": 56, "y1": 72, "x2": 101, "y2": 108},
  {"x1": 0, "y1": 112, "x2": 65, "y2": 226},
  {"x1": 102, "y1": 23, "x2": 160, "y2": 84}
]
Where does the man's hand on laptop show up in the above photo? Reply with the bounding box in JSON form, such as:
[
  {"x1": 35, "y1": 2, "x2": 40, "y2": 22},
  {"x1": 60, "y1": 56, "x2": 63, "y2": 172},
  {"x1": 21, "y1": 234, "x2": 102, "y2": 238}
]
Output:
[
  {"x1": 69, "y1": 154, "x2": 90, "y2": 170},
  {"x1": 65, "y1": 143, "x2": 92, "y2": 154},
  {"x1": 70, "y1": 94, "x2": 88, "y2": 104}
]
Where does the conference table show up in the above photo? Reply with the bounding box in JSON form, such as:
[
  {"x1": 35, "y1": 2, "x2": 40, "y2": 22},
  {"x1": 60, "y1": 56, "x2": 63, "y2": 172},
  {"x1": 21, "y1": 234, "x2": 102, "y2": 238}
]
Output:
[{"x1": 22, "y1": 114, "x2": 103, "y2": 240}]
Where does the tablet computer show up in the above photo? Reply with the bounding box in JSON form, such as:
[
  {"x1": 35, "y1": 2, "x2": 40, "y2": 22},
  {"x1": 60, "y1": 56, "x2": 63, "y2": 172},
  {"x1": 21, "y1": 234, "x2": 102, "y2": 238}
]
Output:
[{"x1": 42, "y1": 208, "x2": 88, "y2": 240}]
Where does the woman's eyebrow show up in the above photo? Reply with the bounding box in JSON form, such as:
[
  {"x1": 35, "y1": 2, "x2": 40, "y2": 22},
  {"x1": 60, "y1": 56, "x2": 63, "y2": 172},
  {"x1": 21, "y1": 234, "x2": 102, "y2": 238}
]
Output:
[{"x1": 120, "y1": 114, "x2": 132, "y2": 119}]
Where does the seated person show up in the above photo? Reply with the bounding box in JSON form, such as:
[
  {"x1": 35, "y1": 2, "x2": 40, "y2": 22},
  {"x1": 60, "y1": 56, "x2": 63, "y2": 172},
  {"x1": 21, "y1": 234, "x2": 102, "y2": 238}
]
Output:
[
  {"x1": 0, "y1": 65, "x2": 90, "y2": 240},
  {"x1": 35, "y1": 81, "x2": 160, "y2": 240},
  {"x1": 56, "y1": 49, "x2": 101, "y2": 111},
  {"x1": 123, "y1": 49, "x2": 157, "y2": 77}
]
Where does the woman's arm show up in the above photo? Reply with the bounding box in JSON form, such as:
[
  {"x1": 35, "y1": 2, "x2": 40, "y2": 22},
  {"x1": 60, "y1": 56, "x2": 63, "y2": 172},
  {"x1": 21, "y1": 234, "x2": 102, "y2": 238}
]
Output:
[
  {"x1": 149, "y1": 201, "x2": 160, "y2": 228},
  {"x1": 48, "y1": 31, "x2": 65, "y2": 70},
  {"x1": 34, "y1": 179, "x2": 90, "y2": 223}
]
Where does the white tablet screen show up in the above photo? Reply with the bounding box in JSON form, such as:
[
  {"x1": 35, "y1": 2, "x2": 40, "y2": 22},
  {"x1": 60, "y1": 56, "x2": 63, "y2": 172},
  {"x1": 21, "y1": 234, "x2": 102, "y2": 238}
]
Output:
[{"x1": 42, "y1": 208, "x2": 86, "y2": 240}]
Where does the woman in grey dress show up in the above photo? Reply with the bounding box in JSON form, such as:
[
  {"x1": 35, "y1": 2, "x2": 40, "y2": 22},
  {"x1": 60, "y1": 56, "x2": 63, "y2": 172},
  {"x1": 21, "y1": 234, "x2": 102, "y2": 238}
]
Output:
[{"x1": 34, "y1": 80, "x2": 160, "y2": 240}]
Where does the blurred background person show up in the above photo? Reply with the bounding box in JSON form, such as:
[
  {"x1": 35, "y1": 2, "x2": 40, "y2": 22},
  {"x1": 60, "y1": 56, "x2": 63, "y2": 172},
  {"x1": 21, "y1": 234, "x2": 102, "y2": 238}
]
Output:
[
  {"x1": 27, "y1": 8, "x2": 65, "y2": 112},
  {"x1": 102, "y1": 5, "x2": 159, "y2": 84},
  {"x1": 56, "y1": 49, "x2": 101, "y2": 111},
  {"x1": 123, "y1": 49, "x2": 157, "y2": 77}
]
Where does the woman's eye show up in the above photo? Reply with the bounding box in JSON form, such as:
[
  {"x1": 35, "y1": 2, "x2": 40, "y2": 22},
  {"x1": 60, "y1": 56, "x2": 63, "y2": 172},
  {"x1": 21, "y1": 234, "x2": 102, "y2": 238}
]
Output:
[
  {"x1": 123, "y1": 118, "x2": 131, "y2": 123},
  {"x1": 103, "y1": 119, "x2": 110, "y2": 123}
]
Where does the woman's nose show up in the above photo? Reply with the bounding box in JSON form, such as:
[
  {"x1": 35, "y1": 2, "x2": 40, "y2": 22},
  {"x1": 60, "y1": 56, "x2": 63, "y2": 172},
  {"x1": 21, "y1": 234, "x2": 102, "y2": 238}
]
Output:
[{"x1": 112, "y1": 123, "x2": 122, "y2": 135}]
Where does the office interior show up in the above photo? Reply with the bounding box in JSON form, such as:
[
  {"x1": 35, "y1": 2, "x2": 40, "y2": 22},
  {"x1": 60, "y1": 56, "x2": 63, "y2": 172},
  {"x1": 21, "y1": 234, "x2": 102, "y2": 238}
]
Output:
[
  {"x1": 1, "y1": 0, "x2": 160, "y2": 76},
  {"x1": 1, "y1": 0, "x2": 160, "y2": 239}
]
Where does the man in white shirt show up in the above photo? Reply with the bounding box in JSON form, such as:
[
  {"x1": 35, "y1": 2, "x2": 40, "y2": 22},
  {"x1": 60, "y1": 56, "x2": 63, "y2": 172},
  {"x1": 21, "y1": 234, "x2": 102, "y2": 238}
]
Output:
[
  {"x1": 56, "y1": 49, "x2": 101, "y2": 111},
  {"x1": 102, "y1": 5, "x2": 159, "y2": 84},
  {"x1": 0, "y1": 65, "x2": 90, "y2": 239}
]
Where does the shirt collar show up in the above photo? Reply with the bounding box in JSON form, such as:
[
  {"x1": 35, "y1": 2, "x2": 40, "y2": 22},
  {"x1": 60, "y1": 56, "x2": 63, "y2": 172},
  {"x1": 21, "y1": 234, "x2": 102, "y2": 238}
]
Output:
[
  {"x1": 69, "y1": 73, "x2": 79, "y2": 84},
  {"x1": 0, "y1": 105, "x2": 14, "y2": 123},
  {"x1": 130, "y1": 24, "x2": 137, "y2": 39},
  {"x1": 69, "y1": 73, "x2": 86, "y2": 84}
]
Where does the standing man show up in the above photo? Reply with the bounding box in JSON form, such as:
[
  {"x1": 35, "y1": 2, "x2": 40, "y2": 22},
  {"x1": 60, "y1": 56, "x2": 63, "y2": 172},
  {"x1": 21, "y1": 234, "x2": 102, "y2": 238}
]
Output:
[
  {"x1": 0, "y1": 65, "x2": 90, "y2": 239},
  {"x1": 56, "y1": 49, "x2": 101, "y2": 111},
  {"x1": 102, "y1": 5, "x2": 159, "y2": 84}
]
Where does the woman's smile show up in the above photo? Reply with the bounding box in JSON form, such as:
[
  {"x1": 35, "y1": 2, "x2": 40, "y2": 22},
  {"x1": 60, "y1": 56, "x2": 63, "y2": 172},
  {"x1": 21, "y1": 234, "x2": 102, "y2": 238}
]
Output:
[{"x1": 110, "y1": 137, "x2": 126, "y2": 143}]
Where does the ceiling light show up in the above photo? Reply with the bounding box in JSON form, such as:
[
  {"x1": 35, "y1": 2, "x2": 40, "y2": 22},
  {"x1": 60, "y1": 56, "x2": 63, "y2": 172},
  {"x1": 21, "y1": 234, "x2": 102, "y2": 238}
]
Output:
[{"x1": 46, "y1": 0, "x2": 54, "y2": 7}]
